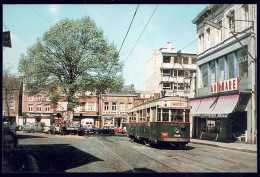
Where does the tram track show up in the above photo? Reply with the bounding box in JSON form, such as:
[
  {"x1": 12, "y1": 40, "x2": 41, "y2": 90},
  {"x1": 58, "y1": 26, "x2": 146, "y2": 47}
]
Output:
[{"x1": 103, "y1": 136, "x2": 181, "y2": 172}]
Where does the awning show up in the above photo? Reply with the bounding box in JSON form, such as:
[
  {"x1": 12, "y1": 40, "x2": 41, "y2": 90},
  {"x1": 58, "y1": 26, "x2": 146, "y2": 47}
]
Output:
[{"x1": 189, "y1": 94, "x2": 240, "y2": 118}]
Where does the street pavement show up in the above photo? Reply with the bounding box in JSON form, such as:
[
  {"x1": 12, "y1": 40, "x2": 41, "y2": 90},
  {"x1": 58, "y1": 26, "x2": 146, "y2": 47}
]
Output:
[{"x1": 190, "y1": 138, "x2": 257, "y2": 154}]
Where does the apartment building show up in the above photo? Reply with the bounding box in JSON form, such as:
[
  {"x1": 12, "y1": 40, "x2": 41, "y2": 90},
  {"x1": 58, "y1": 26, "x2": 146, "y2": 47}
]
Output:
[
  {"x1": 146, "y1": 42, "x2": 197, "y2": 98},
  {"x1": 22, "y1": 90, "x2": 55, "y2": 126},
  {"x1": 101, "y1": 85, "x2": 137, "y2": 128},
  {"x1": 191, "y1": 4, "x2": 257, "y2": 143}
]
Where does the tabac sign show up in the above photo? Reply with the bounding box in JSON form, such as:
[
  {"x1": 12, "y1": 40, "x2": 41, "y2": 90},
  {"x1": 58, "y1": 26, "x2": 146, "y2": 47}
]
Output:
[{"x1": 211, "y1": 77, "x2": 239, "y2": 93}]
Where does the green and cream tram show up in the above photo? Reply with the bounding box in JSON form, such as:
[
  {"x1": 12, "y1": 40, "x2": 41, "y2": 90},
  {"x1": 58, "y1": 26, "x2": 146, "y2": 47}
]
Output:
[{"x1": 127, "y1": 96, "x2": 190, "y2": 147}]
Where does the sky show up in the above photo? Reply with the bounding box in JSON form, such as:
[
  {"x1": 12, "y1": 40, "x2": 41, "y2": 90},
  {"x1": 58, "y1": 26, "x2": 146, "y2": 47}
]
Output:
[{"x1": 3, "y1": 4, "x2": 209, "y2": 91}]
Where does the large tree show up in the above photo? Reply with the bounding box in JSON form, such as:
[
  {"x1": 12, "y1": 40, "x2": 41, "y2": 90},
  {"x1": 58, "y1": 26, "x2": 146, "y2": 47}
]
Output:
[{"x1": 18, "y1": 16, "x2": 124, "y2": 119}]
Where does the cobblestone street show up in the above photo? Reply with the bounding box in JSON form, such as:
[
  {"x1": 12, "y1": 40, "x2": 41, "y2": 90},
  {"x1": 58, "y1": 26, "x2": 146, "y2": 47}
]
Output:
[{"x1": 16, "y1": 131, "x2": 257, "y2": 173}]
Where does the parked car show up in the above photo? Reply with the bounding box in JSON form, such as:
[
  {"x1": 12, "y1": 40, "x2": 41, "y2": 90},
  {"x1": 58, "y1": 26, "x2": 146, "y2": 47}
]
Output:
[
  {"x1": 114, "y1": 127, "x2": 126, "y2": 133},
  {"x1": 99, "y1": 126, "x2": 115, "y2": 134},
  {"x1": 43, "y1": 125, "x2": 52, "y2": 134},
  {"x1": 78, "y1": 125, "x2": 101, "y2": 135},
  {"x1": 23, "y1": 122, "x2": 45, "y2": 133}
]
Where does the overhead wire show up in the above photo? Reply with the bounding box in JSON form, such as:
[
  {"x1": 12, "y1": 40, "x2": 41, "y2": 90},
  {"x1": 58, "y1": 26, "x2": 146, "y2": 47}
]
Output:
[{"x1": 123, "y1": 4, "x2": 159, "y2": 63}]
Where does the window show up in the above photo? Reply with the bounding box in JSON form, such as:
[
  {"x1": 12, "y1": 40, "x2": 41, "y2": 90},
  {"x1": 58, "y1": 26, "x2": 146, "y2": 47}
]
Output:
[
  {"x1": 28, "y1": 96, "x2": 34, "y2": 101},
  {"x1": 9, "y1": 101, "x2": 15, "y2": 112},
  {"x1": 179, "y1": 83, "x2": 185, "y2": 90},
  {"x1": 162, "y1": 69, "x2": 171, "y2": 76},
  {"x1": 174, "y1": 56, "x2": 178, "y2": 64},
  {"x1": 192, "y1": 57, "x2": 196, "y2": 64},
  {"x1": 10, "y1": 92, "x2": 15, "y2": 99},
  {"x1": 157, "y1": 108, "x2": 161, "y2": 121},
  {"x1": 28, "y1": 104, "x2": 33, "y2": 112},
  {"x1": 199, "y1": 33, "x2": 204, "y2": 52},
  {"x1": 104, "y1": 102, "x2": 109, "y2": 111},
  {"x1": 37, "y1": 95, "x2": 42, "y2": 101},
  {"x1": 163, "y1": 56, "x2": 170, "y2": 63},
  {"x1": 127, "y1": 103, "x2": 133, "y2": 111},
  {"x1": 119, "y1": 103, "x2": 125, "y2": 112},
  {"x1": 37, "y1": 104, "x2": 42, "y2": 112},
  {"x1": 46, "y1": 96, "x2": 51, "y2": 101},
  {"x1": 185, "y1": 110, "x2": 190, "y2": 122},
  {"x1": 173, "y1": 70, "x2": 177, "y2": 77},
  {"x1": 162, "y1": 109, "x2": 169, "y2": 121},
  {"x1": 236, "y1": 48, "x2": 248, "y2": 78},
  {"x1": 112, "y1": 102, "x2": 117, "y2": 111},
  {"x1": 209, "y1": 61, "x2": 216, "y2": 84},
  {"x1": 75, "y1": 105, "x2": 83, "y2": 112},
  {"x1": 206, "y1": 28, "x2": 211, "y2": 48},
  {"x1": 201, "y1": 64, "x2": 209, "y2": 87},
  {"x1": 171, "y1": 110, "x2": 183, "y2": 122},
  {"x1": 87, "y1": 102, "x2": 95, "y2": 111},
  {"x1": 163, "y1": 83, "x2": 171, "y2": 90},
  {"x1": 178, "y1": 70, "x2": 184, "y2": 77},
  {"x1": 227, "y1": 53, "x2": 235, "y2": 79},
  {"x1": 45, "y1": 105, "x2": 50, "y2": 112},
  {"x1": 183, "y1": 57, "x2": 189, "y2": 64},
  {"x1": 243, "y1": 5, "x2": 249, "y2": 28},
  {"x1": 217, "y1": 57, "x2": 225, "y2": 82}
]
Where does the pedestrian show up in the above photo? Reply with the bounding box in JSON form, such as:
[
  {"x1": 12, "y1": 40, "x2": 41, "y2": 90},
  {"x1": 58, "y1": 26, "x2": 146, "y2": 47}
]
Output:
[{"x1": 2, "y1": 126, "x2": 39, "y2": 173}]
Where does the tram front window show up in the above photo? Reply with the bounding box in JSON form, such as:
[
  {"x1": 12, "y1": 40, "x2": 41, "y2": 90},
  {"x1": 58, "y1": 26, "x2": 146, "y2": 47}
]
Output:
[
  {"x1": 162, "y1": 109, "x2": 169, "y2": 121},
  {"x1": 171, "y1": 110, "x2": 183, "y2": 122}
]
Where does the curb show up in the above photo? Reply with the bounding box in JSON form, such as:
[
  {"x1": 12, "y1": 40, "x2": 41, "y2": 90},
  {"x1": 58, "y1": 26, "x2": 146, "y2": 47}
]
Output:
[{"x1": 190, "y1": 141, "x2": 257, "y2": 154}]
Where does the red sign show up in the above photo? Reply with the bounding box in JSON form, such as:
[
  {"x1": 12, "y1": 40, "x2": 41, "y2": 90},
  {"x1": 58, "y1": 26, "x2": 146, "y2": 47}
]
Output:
[
  {"x1": 161, "y1": 132, "x2": 169, "y2": 138},
  {"x1": 211, "y1": 77, "x2": 239, "y2": 93}
]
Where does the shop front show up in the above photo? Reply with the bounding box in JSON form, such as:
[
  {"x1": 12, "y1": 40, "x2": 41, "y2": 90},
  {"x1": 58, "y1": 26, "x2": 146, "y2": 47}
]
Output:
[
  {"x1": 23, "y1": 113, "x2": 54, "y2": 126},
  {"x1": 190, "y1": 91, "x2": 250, "y2": 142}
]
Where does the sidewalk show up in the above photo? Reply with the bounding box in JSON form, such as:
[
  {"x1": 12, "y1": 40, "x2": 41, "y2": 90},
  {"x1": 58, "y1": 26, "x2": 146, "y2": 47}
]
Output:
[{"x1": 190, "y1": 138, "x2": 257, "y2": 154}]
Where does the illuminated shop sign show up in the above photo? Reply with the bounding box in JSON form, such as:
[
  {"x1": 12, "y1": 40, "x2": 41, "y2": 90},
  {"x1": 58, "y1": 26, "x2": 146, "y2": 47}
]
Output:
[{"x1": 211, "y1": 77, "x2": 239, "y2": 93}]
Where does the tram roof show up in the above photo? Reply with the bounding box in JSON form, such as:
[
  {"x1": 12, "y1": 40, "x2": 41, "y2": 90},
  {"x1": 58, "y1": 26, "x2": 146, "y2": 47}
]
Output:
[{"x1": 129, "y1": 96, "x2": 189, "y2": 112}]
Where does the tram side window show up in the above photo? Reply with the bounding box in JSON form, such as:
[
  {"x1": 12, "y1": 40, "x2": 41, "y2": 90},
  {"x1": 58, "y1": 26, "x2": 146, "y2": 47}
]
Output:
[
  {"x1": 162, "y1": 109, "x2": 169, "y2": 121},
  {"x1": 157, "y1": 108, "x2": 161, "y2": 121},
  {"x1": 185, "y1": 110, "x2": 190, "y2": 122},
  {"x1": 171, "y1": 110, "x2": 183, "y2": 122}
]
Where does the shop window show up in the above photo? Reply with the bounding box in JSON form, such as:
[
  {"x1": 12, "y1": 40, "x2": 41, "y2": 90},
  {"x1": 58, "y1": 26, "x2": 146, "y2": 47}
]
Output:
[
  {"x1": 200, "y1": 63, "x2": 209, "y2": 87},
  {"x1": 163, "y1": 56, "x2": 171, "y2": 63},
  {"x1": 227, "y1": 53, "x2": 235, "y2": 79},
  {"x1": 183, "y1": 57, "x2": 189, "y2": 64},
  {"x1": 205, "y1": 120, "x2": 220, "y2": 133},
  {"x1": 209, "y1": 61, "x2": 216, "y2": 84},
  {"x1": 217, "y1": 57, "x2": 225, "y2": 82},
  {"x1": 236, "y1": 48, "x2": 248, "y2": 78}
]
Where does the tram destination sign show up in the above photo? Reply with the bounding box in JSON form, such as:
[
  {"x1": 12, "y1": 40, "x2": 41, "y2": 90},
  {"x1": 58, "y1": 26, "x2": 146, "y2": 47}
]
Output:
[{"x1": 211, "y1": 77, "x2": 239, "y2": 93}]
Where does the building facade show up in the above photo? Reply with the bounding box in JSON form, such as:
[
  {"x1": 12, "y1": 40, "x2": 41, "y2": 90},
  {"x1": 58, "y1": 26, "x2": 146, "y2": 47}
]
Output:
[
  {"x1": 146, "y1": 42, "x2": 197, "y2": 98},
  {"x1": 191, "y1": 4, "x2": 257, "y2": 143},
  {"x1": 101, "y1": 85, "x2": 137, "y2": 129},
  {"x1": 22, "y1": 90, "x2": 55, "y2": 126}
]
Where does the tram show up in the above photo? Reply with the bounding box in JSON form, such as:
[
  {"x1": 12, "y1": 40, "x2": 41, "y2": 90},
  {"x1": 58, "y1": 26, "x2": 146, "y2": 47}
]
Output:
[{"x1": 127, "y1": 96, "x2": 190, "y2": 147}]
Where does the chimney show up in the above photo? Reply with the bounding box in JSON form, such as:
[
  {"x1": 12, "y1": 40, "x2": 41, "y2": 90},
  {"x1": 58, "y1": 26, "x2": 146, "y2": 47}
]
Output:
[{"x1": 166, "y1": 42, "x2": 173, "y2": 52}]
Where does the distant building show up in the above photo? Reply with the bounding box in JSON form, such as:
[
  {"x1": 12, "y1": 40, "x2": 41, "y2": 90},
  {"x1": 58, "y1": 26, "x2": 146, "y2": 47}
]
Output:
[
  {"x1": 101, "y1": 85, "x2": 137, "y2": 128},
  {"x1": 22, "y1": 90, "x2": 55, "y2": 126},
  {"x1": 146, "y1": 42, "x2": 197, "y2": 98},
  {"x1": 191, "y1": 4, "x2": 257, "y2": 143}
]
